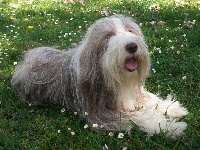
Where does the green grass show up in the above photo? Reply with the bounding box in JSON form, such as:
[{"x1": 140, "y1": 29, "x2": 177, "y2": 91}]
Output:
[{"x1": 0, "y1": 0, "x2": 200, "y2": 149}]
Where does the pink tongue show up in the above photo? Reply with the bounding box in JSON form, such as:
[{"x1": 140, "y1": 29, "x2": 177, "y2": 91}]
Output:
[{"x1": 125, "y1": 59, "x2": 138, "y2": 71}]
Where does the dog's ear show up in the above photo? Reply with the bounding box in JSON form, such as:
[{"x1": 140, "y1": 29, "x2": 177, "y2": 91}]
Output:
[
  {"x1": 78, "y1": 20, "x2": 115, "y2": 114},
  {"x1": 78, "y1": 35, "x2": 109, "y2": 115},
  {"x1": 79, "y1": 19, "x2": 115, "y2": 84}
]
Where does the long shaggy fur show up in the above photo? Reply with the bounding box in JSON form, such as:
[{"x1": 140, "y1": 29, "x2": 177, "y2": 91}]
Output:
[{"x1": 11, "y1": 15, "x2": 188, "y2": 137}]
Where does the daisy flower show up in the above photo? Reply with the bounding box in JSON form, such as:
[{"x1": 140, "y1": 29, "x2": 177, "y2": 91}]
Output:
[
  {"x1": 93, "y1": 123, "x2": 98, "y2": 128},
  {"x1": 61, "y1": 108, "x2": 65, "y2": 113},
  {"x1": 58, "y1": 130, "x2": 61, "y2": 134},
  {"x1": 118, "y1": 133, "x2": 124, "y2": 139},
  {"x1": 100, "y1": 124, "x2": 104, "y2": 129},
  {"x1": 71, "y1": 132, "x2": 75, "y2": 136},
  {"x1": 108, "y1": 132, "x2": 114, "y2": 137},
  {"x1": 84, "y1": 124, "x2": 89, "y2": 129}
]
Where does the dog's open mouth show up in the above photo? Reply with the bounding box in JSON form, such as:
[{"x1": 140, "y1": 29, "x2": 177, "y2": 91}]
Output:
[{"x1": 125, "y1": 58, "x2": 138, "y2": 72}]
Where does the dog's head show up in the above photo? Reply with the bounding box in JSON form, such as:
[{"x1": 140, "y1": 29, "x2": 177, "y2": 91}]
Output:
[
  {"x1": 78, "y1": 15, "x2": 150, "y2": 114},
  {"x1": 79, "y1": 15, "x2": 150, "y2": 91},
  {"x1": 101, "y1": 15, "x2": 150, "y2": 89}
]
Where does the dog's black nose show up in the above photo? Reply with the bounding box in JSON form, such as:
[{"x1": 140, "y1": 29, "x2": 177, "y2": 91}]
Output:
[{"x1": 125, "y1": 42, "x2": 138, "y2": 53}]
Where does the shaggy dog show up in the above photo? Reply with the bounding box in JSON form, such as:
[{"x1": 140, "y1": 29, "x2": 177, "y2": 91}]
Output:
[{"x1": 11, "y1": 15, "x2": 188, "y2": 136}]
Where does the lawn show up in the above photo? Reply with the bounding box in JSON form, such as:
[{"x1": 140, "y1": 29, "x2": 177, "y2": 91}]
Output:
[{"x1": 0, "y1": 0, "x2": 200, "y2": 149}]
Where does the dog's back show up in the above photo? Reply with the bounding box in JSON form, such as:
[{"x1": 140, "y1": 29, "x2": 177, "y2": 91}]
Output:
[{"x1": 11, "y1": 47, "x2": 77, "y2": 107}]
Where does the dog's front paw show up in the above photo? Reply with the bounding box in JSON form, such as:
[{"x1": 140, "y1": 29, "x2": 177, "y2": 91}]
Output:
[
  {"x1": 166, "y1": 101, "x2": 188, "y2": 118},
  {"x1": 167, "y1": 120, "x2": 187, "y2": 136},
  {"x1": 156, "y1": 99, "x2": 188, "y2": 118}
]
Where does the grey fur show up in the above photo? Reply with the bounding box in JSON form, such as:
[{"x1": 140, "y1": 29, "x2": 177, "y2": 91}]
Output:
[{"x1": 11, "y1": 15, "x2": 188, "y2": 135}]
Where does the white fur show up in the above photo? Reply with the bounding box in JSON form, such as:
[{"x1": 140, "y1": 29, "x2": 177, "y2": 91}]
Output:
[
  {"x1": 130, "y1": 91, "x2": 188, "y2": 136},
  {"x1": 101, "y1": 17, "x2": 188, "y2": 136}
]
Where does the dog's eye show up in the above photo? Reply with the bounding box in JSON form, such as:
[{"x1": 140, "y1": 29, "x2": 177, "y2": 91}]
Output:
[
  {"x1": 106, "y1": 35, "x2": 110, "y2": 39},
  {"x1": 128, "y1": 29, "x2": 132, "y2": 32},
  {"x1": 127, "y1": 29, "x2": 140, "y2": 35},
  {"x1": 105, "y1": 32, "x2": 115, "y2": 39},
  {"x1": 128, "y1": 29, "x2": 134, "y2": 33}
]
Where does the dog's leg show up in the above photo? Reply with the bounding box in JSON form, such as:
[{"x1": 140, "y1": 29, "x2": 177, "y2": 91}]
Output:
[
  {"x1": 155, "y1": 95, "x2": 188, "y2": 118},
  {"x1": 130, "y1": 110, "x2": 187, "y2": 136},
  {"x1": 141, "y1": 90, "x2": 188, "y2": 118}
]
